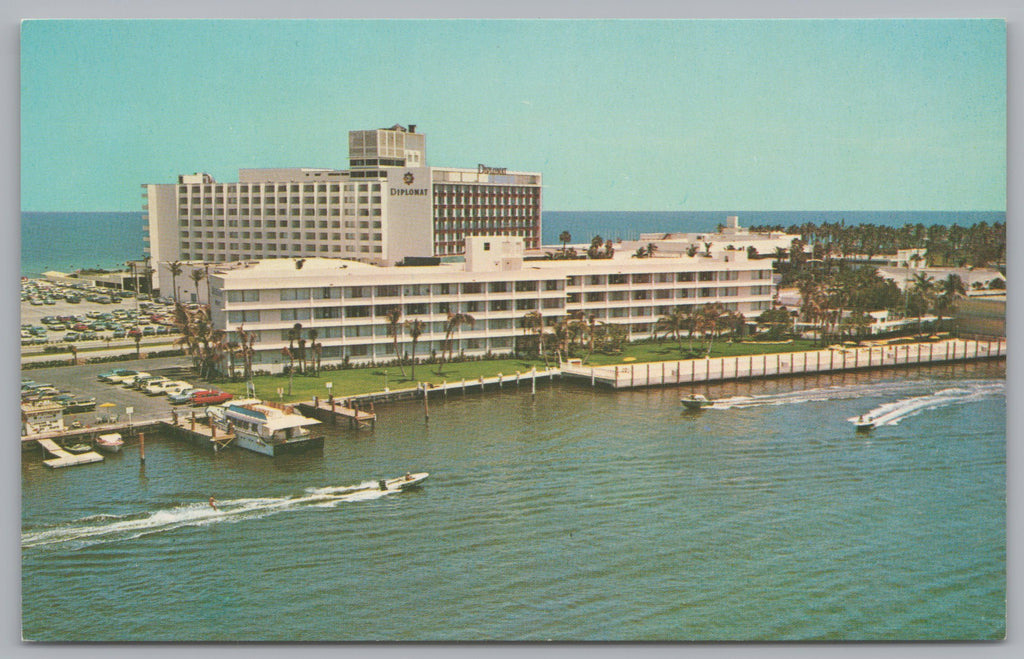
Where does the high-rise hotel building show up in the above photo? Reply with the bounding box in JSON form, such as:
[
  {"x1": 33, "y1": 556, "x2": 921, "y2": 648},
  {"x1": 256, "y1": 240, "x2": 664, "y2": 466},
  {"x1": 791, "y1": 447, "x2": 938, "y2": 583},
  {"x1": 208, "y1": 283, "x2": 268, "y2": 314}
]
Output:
[{"x1": 143, "y1": 124, "x2": 542, "y2": 296}]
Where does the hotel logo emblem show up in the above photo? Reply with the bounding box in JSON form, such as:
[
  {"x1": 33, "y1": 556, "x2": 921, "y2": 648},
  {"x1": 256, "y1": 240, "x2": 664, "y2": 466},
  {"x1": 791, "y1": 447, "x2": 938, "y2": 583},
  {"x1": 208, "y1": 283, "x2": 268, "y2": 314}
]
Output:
[{"x1": 403, "y1": 171, "x2": 414, "y2": 185}]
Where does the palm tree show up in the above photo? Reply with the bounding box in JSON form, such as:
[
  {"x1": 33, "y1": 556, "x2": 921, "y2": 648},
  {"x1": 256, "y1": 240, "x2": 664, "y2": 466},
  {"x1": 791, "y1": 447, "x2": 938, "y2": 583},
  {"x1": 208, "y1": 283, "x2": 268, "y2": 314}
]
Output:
[
  {"x1": 385, "y1": 307, "x2": 407, "y2": 376},
  {"x1": 655, "y1": 308, "x2": 689, "y2": 355},
  {"x1": 236, "y1": 325, "x2": 256, "y2": 382},
  {"x1": 559, "y1": 230, "x2": 571, "y2": 256},
  {"x1": 934, "y1": 273, "x2": 966, "y2": 330},
  {"x1": 405, "y1": 318, "x2": 426, "y2": 379},
  {"x1": 190, "y1": 268, "x2": 205, "y2": 304},
  {"x1": 69, "y1": 344, "x2": 78, "y2": 366},
  {"x1": 438, "y1": 312, "x2": 475, "y2": 373},
  {"x1": 695, "y1": 303, "x2": 725, "y2": 355},
  {"x1": 168, "y1": 260, "x2": 183, "y2": 304},
  {"x1": 521, "y1": 310, "x2": 548, "y2": 366},
  {"x1": 286, "y1": 323, "x2": 303, "y2": 374},
  {"x1": 910, "y1": 273, "x2": 936, "y2": 332},
  {"x1": 307, "y1": 327, "x2": 321, "y2": 376}
]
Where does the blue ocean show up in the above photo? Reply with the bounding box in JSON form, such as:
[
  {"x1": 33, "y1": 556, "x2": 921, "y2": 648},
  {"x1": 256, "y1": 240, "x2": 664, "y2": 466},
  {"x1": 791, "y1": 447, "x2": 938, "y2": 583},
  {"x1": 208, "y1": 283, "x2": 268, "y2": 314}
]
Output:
[{"x1": 20, "y1": 210, "x2": 1005, "y2": 277}]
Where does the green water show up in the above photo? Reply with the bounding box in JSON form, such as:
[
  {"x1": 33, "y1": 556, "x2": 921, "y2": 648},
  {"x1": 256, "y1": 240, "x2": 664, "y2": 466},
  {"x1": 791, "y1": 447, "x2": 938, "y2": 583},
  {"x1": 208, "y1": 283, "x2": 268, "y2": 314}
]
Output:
[{"x1": 21, "y1": 362, "x2": 1005, "y2": 641}]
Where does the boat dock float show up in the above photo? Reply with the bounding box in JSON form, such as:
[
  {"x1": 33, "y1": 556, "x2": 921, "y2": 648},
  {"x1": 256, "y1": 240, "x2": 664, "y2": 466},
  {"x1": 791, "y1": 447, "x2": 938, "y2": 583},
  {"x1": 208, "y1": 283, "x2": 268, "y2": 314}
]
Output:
[
  {"x1": 297, "y1": 398, "x2": 376, "y2": 430},
  {"x1": 36, "y1": 438, "x2": 104, "y2": 469}
]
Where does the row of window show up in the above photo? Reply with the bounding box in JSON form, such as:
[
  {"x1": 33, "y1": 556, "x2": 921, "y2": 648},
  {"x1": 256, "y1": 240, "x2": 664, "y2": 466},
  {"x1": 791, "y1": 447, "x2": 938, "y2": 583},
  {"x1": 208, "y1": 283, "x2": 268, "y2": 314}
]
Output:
[
  {"x1": 566, "y1": 270, "x2": 770, "y2": 286},
  {"x1": 184, "y1": 244, "x2": 383, "y2": 260},
  {"x1": 177, "y1": 220, "x2": 381, "y2": 229},
  {"x1": 180, "y1": 196, "x2": 381, "y2": 207},
  {"x1": 180, "y1": 183, "x2": 378, "y2": 194}
]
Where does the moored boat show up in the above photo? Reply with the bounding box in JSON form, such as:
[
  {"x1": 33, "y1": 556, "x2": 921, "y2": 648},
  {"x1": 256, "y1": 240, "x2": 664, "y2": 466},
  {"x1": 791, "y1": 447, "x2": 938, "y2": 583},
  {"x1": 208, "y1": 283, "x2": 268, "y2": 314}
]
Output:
[
  {"x1": 680, "y1": 393, "x2": 714, "y2": 410},
  {"x1": 95, "y1": 433, "x2": 124, "y2": 453},
  {"x1": 206, "y1": 401, "x2": 324, "y2": 457}
]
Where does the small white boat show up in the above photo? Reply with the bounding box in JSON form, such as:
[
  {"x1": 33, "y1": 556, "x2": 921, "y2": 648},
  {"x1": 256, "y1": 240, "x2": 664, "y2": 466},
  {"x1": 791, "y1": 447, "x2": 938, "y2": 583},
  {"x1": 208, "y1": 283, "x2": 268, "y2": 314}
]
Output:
[
  {"x1": 95, "y1": 432, "x2": 124, "y2": 453},
  {"x1": 849, "y1": 415, "x2": 875, "y2": 431},
  {"x1": 680, "y1": 393, "x2": 714, "y2": 410},
  {"x1": 374, "y1": 472, "x2": 429, "y2": 492}
]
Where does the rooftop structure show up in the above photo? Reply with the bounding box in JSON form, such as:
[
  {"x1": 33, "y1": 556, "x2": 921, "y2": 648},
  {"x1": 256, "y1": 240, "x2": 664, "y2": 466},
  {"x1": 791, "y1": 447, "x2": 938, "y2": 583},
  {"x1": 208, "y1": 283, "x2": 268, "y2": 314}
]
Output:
[{"x1": 627, "y1": 216, "x2": 801, "y2": 258}]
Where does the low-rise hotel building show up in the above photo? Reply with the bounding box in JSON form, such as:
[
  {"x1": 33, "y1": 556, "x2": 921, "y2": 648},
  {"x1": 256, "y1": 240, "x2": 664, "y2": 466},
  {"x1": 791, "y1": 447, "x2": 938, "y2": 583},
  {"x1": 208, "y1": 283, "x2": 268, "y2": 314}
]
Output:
[
  {"x1": 143, "y1": 124, "x2": 542, "y2": 297},
  {"x1": 209, "y1": 237, "x2": 774, "y2": 372}
]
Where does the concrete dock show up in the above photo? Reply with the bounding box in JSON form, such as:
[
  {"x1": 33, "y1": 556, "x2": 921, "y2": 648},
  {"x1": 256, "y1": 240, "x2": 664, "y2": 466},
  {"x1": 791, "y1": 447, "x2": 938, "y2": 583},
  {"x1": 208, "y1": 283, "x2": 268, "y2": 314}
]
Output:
[{"x1": 37, "y1": 438, "x2": 104, "y2": 468}]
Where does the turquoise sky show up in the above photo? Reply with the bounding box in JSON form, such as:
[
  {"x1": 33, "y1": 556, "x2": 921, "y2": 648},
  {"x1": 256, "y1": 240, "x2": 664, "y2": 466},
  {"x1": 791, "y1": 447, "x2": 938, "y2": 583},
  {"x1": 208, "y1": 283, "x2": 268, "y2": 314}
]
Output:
[{"x1": 21, "y1": 19, "x2": 1005, "y2": 212}]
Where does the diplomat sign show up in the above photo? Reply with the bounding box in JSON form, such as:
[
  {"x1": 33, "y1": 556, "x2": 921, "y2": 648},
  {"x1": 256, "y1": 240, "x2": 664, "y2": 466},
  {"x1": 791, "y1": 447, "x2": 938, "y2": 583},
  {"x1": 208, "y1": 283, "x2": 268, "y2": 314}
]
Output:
[
  {"x1": 478, "y1": 164, "x2": 508, "y2": 175},
  {"x1": 391, "y1": 170, "x2": 429, "y2": 196}
]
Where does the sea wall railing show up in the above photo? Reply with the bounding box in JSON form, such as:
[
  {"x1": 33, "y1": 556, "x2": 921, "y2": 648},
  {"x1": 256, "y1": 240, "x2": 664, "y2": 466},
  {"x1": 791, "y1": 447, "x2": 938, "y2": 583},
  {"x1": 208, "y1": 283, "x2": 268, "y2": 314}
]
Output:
[{"x1": 560, "y1": 338, "x2": 1005, "y2": 389}]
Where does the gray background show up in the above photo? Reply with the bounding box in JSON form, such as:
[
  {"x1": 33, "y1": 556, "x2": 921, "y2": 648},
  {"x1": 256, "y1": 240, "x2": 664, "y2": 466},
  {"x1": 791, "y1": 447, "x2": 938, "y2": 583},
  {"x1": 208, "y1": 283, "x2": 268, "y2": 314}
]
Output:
[{"x1": 3, "y1": 1, "x2": 1020, "y2": 657}]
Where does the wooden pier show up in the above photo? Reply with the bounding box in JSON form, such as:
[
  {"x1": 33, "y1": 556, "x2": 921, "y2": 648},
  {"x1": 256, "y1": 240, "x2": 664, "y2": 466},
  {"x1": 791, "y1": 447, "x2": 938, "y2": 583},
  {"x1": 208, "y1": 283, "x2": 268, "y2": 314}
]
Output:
[
  {"x1": 560, "y1": 338, "x2": 1005, "y2": 389},
  {"x1": 37, "y1": 438, "x2": 104, "y2": 469},
  {"x1": 163, "y1": 412, "x2": 236, "y2": 451},
  {"x1": 297, "y1": 398, "x2": 377, "y2": 430}
]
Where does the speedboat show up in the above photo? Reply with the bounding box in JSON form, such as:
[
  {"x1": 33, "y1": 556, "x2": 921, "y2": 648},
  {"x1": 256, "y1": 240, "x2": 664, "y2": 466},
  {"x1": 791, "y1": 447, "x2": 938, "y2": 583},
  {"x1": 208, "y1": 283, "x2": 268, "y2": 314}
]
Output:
[
  {"x1": 96, "y1": 433, "x2": 125, "y2": 453},
  {"x1": 206, "y1": 400, "x2": 324, "y2": 457},
  {"x1": 375, "y1": 472, "x2": 429, "y2": 492},
  {"x1": 849, "y1": 415, "x2": 875, "y2": 432},
  {"x1": 680, "y1": 393, "x2": 714, "y2": 410}
]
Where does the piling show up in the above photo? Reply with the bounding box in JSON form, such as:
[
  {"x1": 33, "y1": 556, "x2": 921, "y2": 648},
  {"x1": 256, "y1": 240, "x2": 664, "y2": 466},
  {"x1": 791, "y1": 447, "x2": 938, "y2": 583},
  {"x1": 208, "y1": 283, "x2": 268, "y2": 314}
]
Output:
[
  {"x1": 139, "y1": 432, "x2": 146, "y2": 463},
  {"x1": 422, "y1": 383, "x2": 430, "y2": 421}
]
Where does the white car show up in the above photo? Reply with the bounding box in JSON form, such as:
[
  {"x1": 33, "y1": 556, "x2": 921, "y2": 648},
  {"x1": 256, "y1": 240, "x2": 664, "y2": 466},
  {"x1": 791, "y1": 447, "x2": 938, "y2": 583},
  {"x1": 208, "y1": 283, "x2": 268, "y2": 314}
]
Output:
[
  {"x1": 142, "y1": 378, "x2": 176, "y2": 395},
  {"x1": 119, "y1": 372, "x2": 151, "y2": 387},
  {"x1": 158, "y1": 380, "x2": 193, "y2": 397}
]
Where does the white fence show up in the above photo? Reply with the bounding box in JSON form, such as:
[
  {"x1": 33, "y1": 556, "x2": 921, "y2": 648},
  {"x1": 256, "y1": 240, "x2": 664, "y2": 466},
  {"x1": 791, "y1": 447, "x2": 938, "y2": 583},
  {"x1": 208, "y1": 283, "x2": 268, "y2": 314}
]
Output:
[{"x1": 560, "y1": 338, "x2": 1005, "y2": 389}]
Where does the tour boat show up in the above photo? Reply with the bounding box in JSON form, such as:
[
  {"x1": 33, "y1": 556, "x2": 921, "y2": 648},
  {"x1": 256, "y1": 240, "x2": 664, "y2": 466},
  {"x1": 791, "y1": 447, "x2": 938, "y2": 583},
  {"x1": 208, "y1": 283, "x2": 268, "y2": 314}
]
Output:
[
  {"x1": 680, "y1": 393, "x2": 714, "y2": 410},
  {"x1": 95, "y1": 433, "x2": 124, "y2": 453},
  {"x1": 206, "y1": 401, "x2": 324, "y2": 457}
]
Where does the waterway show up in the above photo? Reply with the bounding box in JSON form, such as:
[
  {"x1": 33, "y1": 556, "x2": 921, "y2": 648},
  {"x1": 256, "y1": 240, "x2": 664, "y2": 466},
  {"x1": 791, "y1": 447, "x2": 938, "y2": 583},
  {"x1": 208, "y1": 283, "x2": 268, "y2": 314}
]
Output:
[{"x1": 21, "y1": 361, "x2": 1005, "y2": 641}]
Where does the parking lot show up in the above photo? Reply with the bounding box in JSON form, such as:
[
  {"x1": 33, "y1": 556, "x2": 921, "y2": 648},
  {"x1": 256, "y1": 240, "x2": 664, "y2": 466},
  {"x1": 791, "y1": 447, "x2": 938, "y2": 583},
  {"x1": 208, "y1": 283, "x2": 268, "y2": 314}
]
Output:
[
  {"x1": 20, "y1": 277, "x2": 182, "y2": 349},
  {"x1": 23, "y1": 356, "x2": 202, "y2": 426}
]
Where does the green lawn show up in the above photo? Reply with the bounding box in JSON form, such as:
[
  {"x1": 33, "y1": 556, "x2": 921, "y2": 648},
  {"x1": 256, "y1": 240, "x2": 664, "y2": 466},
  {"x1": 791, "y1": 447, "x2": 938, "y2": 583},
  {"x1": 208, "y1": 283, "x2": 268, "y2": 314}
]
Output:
[{"x1": 214, "y1": 338, "x2": 824, "y2": 402}]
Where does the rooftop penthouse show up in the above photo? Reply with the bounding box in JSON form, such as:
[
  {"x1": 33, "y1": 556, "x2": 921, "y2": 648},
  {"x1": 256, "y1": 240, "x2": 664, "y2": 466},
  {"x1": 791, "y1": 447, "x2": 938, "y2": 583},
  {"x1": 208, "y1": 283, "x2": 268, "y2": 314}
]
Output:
[{"x1": 208, "y1": 237, "x2": 775, "y2": 372}]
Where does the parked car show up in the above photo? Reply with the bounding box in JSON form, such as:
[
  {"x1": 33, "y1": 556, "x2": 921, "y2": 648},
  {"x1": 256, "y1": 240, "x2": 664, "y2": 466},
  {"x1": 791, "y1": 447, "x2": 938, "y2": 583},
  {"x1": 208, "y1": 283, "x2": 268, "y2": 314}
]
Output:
[
  {"x1": 119, "y1": 372, "x2": 152, "y2": 387},
  {"x1": 168, "y1": 388, "x2": 201, "y2": 405},
  {"x1": 54, "y1": 395, "x2": 97, "y2": 413},
  {"x1": 142, "y1": 326, "x2": 156, "y2": 336},
  {"x1": 131, "y1": 374, "x2": 163, "y2": 390},
  {"x1": 99, "y1": 368, "x2": 137, "y2": 383},
  {"x1": 63, "y1": 333, "x2": 80, "y2": 342},
  {"x1": 142, "y1": 378, "x2": 174, "y2": 395},
  {"x1": 160, "y1": 381, "x2": 193, "y2": 397},
  {"x1": 191, "y1": 390, "x2": 233, "y2": 406},
  {"x1": 112, "y1": 329, "x2": 127, "y2": 339}
]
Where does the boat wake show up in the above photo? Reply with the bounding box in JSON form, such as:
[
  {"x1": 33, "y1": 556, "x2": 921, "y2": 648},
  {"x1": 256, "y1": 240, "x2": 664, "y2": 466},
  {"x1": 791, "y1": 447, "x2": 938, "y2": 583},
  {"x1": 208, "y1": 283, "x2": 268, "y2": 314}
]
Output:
[
  {"x1": 847, "y1": 382, "x2": 1004, "y2": 428},
  {"x1": 709, "y1": 379, "x2": 1002, "y2": 411},
  {"x1": 22, "y1": 480, "x2": 410, "y2": 550}
]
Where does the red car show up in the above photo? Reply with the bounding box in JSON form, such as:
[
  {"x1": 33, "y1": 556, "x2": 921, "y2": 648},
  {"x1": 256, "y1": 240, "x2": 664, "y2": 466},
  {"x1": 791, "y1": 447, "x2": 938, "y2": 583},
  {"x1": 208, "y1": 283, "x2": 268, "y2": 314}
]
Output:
[{"x1": 191, "y1": 390, "x2": 233, "y2": 406}]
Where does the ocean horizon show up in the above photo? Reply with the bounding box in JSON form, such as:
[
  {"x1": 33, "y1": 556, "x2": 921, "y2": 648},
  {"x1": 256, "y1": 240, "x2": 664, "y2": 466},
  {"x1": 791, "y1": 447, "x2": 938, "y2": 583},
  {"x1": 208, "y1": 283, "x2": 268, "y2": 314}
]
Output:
[{"x1": 21, "y1": 210, "x2": 1006, "y2": 278}]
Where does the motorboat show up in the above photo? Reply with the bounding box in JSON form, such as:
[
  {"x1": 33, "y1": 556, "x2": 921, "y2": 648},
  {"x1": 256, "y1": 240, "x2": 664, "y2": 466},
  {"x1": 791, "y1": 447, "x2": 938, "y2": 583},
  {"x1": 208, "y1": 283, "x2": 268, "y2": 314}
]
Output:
[
  {"x1": 375, "y1": 472, "x2": 429, "y2": 492},
  {"x1": 680, "y1": 393, "x2": 714, "y2": 410},
  {"x1": 206, "y1": 401, "x2": 324, "y2": 457},
  {"x1": 95, "y1": 433, "x2": 125, "y2": 453},
  {"x1": 849, "y1": 415, "x2": 875, "y2": 432}
]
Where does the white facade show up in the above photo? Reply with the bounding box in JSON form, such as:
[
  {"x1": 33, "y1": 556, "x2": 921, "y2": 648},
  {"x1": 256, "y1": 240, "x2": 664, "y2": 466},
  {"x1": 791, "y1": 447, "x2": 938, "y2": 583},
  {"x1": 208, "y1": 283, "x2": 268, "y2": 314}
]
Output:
[
  {"x1": 143, "y1": 125, "x2": 542, "y2": 295},
  {"x1": 208, "y1": 237, "x2": 775, "y2": 372}
]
